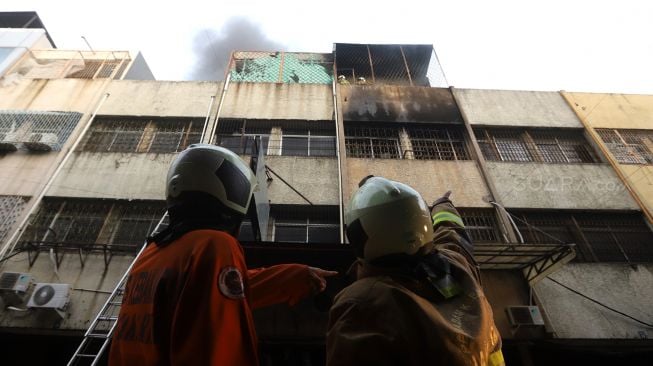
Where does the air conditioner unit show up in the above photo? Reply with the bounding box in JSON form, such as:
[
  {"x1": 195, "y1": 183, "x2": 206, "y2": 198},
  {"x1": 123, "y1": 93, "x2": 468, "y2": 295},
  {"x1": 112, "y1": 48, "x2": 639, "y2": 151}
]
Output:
[
  {"x1": 27, "y1": 283, "x2": 71, "y2": 315},
  {"x1": 506, "y1": 306, "x2": 545, "y2": 326},
  {"x1": 0, "y1": 132, "x2": 19, "y2": 152},
  {"x1": 24, "y1": 132, "x2": 59, "y2": 151},
  {"x1": 0, "y1": 272, "x2": 33, "y2": 306}
]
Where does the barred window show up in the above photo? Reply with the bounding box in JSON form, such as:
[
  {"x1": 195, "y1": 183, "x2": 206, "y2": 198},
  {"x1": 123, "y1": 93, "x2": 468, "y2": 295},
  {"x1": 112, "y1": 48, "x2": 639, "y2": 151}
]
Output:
[
  {"x1": 272, "y1": 206, "x2": 340, "y2": 244},
  {"x1": 345, "y1": 124, "x2": 469, "y2": 160},
  {"x1": 513, "y1": 211, "x2": 653, "y2": 263},
  {"x1": 215, "y1": 119, "x2": 336, "y2": 157},
  {"x1": 66, "y1": 60, "x2": 125, "y2": 79},
  {"x1": 476, "y1": 128, "x2": 599, "y2": 163},
  {"x1": 21, "y1": 199, "x2": 165, "y2": 248},
  {"x1": 0, "y1": 196, "x2": 28, "y2": 244},
  {"x1": 458, "y1": 208, "x2": 500, "y2": 243},
  {"x1": 82, "y1": 117, "x2": 203, "y2": 153},
  {"x1": 0, "y1": 110, "x2": 82, "y2": 152},
  {"x1": 596, "y1": 129, "x2": 653, "y2": 165}
]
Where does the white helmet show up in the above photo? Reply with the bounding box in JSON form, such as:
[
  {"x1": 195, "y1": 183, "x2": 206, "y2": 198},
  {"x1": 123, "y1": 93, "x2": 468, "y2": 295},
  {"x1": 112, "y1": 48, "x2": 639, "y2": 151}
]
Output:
[
  {"x1": 166, "y1": 144, "x2": 257, "y2": 217},
  {"x1": 345, "y1": 176, "x2": 433, "y2": 261}
]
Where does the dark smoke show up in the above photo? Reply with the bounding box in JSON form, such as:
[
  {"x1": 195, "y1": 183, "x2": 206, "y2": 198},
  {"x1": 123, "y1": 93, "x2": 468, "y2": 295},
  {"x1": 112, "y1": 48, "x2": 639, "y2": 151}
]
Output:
[{"x1": 188, "y1": 18, "x2": 286, "y2": 80}]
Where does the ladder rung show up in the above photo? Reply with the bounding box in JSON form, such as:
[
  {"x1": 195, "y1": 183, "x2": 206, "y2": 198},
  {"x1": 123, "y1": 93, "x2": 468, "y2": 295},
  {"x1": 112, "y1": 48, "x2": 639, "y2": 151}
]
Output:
[
  {"x1": 75, "y1": 354, "x2": 97, "y2": 358},
  {"x1": 88, "y1": 333, "x2": 110, "y2": 338},
  {"x1": 97, "y1": 315, "x2": 118, "y2": 321}
]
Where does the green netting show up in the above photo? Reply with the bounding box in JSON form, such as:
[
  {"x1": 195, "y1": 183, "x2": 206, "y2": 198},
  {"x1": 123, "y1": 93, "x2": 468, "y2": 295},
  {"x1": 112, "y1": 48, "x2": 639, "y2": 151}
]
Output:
[{"x1": 230, "y1": 52, "x2": 333, "y2": 84}]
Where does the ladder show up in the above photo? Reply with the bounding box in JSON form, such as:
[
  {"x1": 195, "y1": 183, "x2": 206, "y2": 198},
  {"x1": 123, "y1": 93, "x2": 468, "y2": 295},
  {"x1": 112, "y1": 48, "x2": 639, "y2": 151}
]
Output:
[{"x1": 67, "y1": 212, "x2": 169, "y2": 366}]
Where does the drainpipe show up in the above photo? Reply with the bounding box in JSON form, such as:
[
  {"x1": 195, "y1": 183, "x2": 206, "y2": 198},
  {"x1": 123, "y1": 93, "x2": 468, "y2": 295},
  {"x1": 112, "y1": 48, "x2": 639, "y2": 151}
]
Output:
[
  {"x1": 332, "y1": 78, "x2": 345, "y2": 243},
  {"x1": 208, "y1": 73, "x2": 231, "y2": 145},
  {"x1": 560, "y1": 91, "x2": 653, "y2": 225},
  {"x1": 200, "y1": 95, "x2": 216, "y2": 142},
  {"x1": 0, "y1": 93, "x2": 111, "y2": 262}
]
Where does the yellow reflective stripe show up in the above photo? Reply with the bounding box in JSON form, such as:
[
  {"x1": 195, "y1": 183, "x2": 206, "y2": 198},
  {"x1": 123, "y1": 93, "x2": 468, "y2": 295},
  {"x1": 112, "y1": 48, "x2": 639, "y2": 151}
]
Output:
[
  {"x1": 488, "y1": 350, "x2": 505, "y2": 366},
  {"x1": 432, "y1": 211, "x2": 465, "y2": 228}
]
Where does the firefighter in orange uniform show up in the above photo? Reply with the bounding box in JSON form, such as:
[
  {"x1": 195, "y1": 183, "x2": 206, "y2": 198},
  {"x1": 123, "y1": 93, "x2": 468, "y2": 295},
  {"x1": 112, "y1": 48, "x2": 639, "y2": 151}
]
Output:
[{"x1": 109, "y1": 144, "x2": 337, "y2": 365}]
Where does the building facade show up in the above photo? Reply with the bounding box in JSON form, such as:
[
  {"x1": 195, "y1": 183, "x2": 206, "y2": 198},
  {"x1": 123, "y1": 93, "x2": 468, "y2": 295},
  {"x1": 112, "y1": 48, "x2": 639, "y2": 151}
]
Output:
[{"x1": 0, "y1": 18, "x2": 651, "y2": 365}]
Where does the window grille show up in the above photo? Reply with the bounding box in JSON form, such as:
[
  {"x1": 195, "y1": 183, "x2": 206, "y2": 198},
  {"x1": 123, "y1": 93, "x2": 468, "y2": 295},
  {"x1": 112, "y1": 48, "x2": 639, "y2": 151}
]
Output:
[
  {"x1": 215, "y1": 119, "x2": 337, "y2": 157},
  {"x1": 596, "y1": 129, "x2": 653, "y2": 165},
  {"x1": 81, "y1": 117, "x2": 203, "y2": 153},
  {"x1": 272, "y1": 206, "x2": 339, "y2": 244},
  {"x1": 229, "y1": 52, "x2": 333, "y2": 84},
  {"x1": 334, "y1": 44, "x2": 447, "y2": 87},
  {"x1": 476, "y1": 128, "x2": 599, "y2": 163},
  {"x1": 20, "y1": 199, "x2": 166, "y2": 249},
  {"x1": 67, "y1": 60, "x2": 125, "y2": 79},
  {"x1": 0, "y1": 110, "x2": 82, "y2": 152},
  {"x1": 345, "y1": 125, "x2": 469, "y2": 160},
  {"x1": 0, "y1": 196, "x2": 28, "y2": 244},
  {"x1": 514, "y1": 211, "x2": 653, "y2": 263},
  {"x1": 458, "y1": 208, "x2": 500, "y2": 243}
]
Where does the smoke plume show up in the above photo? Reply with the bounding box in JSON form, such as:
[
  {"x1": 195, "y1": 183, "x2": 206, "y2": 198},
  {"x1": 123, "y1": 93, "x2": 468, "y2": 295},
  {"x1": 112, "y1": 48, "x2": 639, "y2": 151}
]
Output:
[{"x1": 188, "y1": 18, "x2": 286, "y2": 80}]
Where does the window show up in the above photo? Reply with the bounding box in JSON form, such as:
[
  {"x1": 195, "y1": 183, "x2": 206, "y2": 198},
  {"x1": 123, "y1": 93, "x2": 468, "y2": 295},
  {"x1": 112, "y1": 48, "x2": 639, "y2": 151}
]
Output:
[
  {"x1": 513, "y1": 211, "x2": 653, "y2": 263},
  {"x1": 215, "y1": 119, "x2": 337, "y2": 157},
  {"x1": 596, "y1": 129, "x2": 653, "y2": 165},
  {"x1": 345, "y1": 124, "x2": 470, "y2": 160},
  {"x1": 21, "y1": 199, "x2": 166, "y2": 249},
  {"x1": 0, "y1": 110, "x2": 82, "y2": 152},
  {"x1": 272, "y1": 206, "x2": 340, "y2": 243},
  {"x1": 345, "y1": 126, "x2": 401, "y2": 159},
  {"x1": 82, "y1": 117, "x2": 203, "y2": 153},
  {"x1": 66, "y1": 60, "x2": 125, "y2": 79},
  {"x1": 476, "y1": 128, "x2": 599, "y2": 163},
  {"x1": 0, "y1": 196, "x2": 28, "y2": 244},
  {"x1": 458, "y1": 208, "x2": 500, "y2": 243}
]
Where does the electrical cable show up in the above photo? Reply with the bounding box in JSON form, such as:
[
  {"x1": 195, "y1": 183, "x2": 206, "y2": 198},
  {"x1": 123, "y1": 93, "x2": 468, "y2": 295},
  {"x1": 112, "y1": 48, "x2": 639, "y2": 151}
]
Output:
[{"x1": 547, "y1": 276, "x2": 653, "y2": 328}]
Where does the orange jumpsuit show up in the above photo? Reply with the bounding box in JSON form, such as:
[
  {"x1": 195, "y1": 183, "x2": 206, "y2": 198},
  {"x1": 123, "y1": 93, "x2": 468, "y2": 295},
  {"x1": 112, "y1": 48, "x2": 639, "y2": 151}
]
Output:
[{"x1": 108, "y1": 229, "x2": 313, "y2": 366}]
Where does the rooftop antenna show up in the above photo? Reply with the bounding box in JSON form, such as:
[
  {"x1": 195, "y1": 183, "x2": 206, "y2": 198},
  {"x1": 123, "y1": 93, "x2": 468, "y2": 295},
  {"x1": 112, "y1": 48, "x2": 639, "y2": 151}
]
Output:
[{"x1": 81, "y1": 36, "x2": 95, "y2": 54}]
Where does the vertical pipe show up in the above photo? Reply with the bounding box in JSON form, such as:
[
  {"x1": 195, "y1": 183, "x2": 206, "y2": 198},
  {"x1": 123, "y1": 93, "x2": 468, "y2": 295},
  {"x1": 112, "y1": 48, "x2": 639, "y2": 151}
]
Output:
[
  {"x1": 200, "y1": 95, "x2": 216, "y2": 141},
  {"x1": 0, "y1": 93, "x2": 111, "y2": 261},
  {"x1": 208, "y1": 73, "x2": 231, "y2": 145},
  {"x1": 332, "y1": 68, "x2": 345, "y2": 243},
  {"x1": 399, "y1": 46, "x2": 413, "y2": 86},
  {"x1": 366, "y1": 45, "x2": 375, "y2": 84}
]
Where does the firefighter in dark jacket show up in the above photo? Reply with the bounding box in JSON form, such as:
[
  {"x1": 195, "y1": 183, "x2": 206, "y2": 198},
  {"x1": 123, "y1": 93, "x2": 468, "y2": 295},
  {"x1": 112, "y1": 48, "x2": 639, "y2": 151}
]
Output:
[{"x1": 327, "y1": 176, "x2": 504, "y2": 366}]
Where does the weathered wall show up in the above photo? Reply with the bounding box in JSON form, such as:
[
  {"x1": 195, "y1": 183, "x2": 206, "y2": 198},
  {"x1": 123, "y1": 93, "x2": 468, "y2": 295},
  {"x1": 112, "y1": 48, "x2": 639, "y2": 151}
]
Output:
[
  {"x1": 453, "y1": 89, "x2": 583, "y2": 128},
  {"x1": 0, "y1": 252, "x2": 134, "y2": 330},
  {"x1": 340, "y1": 85, "x2": 462, "y2": 123},
  {"x1": 534, "y1": 264, "x2": 653, "y2": 339},
  {"x1": 102, "y1": 80, "x2": 220, "y2": 117},
  {"x1": 487, "y1": 162, "x2": 638, "y2": 210},
  {"x1": 0, "y1": 152, "x2": 61, "y2": 197},
  {"x1": 481, "y1": 270, "x2": 531, "y2": 339},
  {"x1": 221, "y1": 83, "x2": 333, "y2": 120},
  {"x1": 47, "y1": 152, "x2": 174, "y2": 200},
  {"x1": 622, "y1": 165, "x2": 653, "y2": 217},
  {"x1": 565, "y1": 93, "x2": 653, "y2": 130},
  {"x1": 0, "y1": 78, "x2": 107, "y2": 111},
  {"x1": 266, "y1": 156, "x2": 339, "y2": 205},
  {"x1": 346, "y1": 159, "x2": 491, "y2": 207}
]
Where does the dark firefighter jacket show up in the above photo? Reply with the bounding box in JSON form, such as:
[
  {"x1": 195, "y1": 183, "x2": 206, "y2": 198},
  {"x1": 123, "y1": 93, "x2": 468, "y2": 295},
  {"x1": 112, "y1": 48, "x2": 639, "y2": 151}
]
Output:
[
  {"x1": 108, "y1": 229, "x2": 313, "y2": 366},
  {"x1": 327, "y1": 212, "x2": 504, "y2": 366}
]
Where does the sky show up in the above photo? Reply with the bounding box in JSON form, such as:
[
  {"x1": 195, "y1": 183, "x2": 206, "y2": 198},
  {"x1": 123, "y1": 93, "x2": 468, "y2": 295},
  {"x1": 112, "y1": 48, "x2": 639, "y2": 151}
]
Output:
[{"x1": 4, "y1": 0, "x2": 653, "y2": 94}]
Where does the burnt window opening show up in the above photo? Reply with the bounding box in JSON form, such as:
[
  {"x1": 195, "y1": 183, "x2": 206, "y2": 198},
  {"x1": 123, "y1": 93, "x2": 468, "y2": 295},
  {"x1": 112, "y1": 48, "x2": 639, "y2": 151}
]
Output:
[
  {"x1": 81, "y1": 117, "x2": 203, "y2": 153},
  {"x1": 458, "y1": 208, "x2": 501, "y2": 243},
  {"x1": 596, "y1": 129, "x2": 653, "y2": 165},
  {"x1": 21, "y1": 198, "x2": 166, "y2": 249},
  {"x1": 215, "y1": 119, "x2": 336, "y2": 157},
  {"x1": 345, "y1": 124, "x2": 469, "y2": 160},
  {"x1": 513, "y1": 211, "x2": 653, "y2": 263},
  {"x1": 476, "y1": 128, "x2": 599, "y2": 163},
  {"x1": 272, "y1": 205, "x2": 340, "y2": 244}
]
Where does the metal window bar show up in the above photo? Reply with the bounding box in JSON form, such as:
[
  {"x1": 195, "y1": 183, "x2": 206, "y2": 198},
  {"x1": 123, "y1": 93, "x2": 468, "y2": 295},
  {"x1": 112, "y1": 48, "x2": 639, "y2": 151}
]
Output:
[
  {"x1": 229, "y1": 51, "x2": 333, "y2": 84},
  {"x1": 345, "y1": 126, "x2": 401, "y2": 159},
  {"x1": 407, "y1": 127, "x2": 469, "y2": 160},
  {"x1": 596, "y1": 129, "x2": 653, "y2": 165},
  {"x1": 334, "y1": 44, "x2": 447, "y2": 87},
  {"x1": 0, "y1": 110, "x2": 82, "y2": 152},
  {"x1": 458, "y1": 208, "x2": 500, "y2": 243},
  {"x1": 271, "y1": 205, "x2": 340, "y2": 244},
  {"x1": 476, "y1": 128, "x2": 599, "y2": 163},
  {"x1": 0, "y1": 196, "x2": 28, "y2": 245},
  {"x1": 81, "y1": 117, "x2": 203, "y2": 153}
]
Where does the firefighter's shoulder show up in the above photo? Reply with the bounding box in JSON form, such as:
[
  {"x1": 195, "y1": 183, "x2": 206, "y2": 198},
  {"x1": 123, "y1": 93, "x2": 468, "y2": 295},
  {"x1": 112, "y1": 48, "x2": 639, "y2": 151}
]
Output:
[{"x1": 177, "y1": 229, "x2": 242, "y2": 256}]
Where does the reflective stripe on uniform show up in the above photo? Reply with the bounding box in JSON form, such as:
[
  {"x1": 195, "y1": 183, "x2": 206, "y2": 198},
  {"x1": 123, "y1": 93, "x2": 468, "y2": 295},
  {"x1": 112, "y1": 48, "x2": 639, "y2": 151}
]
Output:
[
  {"x1": 488, "y1": 349, "x2": 505, "y2": 366},
  {"x1": 432, "y1": 211, "x2": 465, "y2": 228}
]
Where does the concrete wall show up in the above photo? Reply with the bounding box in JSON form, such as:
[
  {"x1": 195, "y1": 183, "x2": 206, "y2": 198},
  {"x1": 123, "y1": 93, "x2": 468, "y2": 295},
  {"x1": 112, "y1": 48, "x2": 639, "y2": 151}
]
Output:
[
  {"x1": 221, "y1": 83, "x2": 333, "y2": 121},
  {"x1": 346, "y1": 159, "x2": 491, "y2": 207},
  {"x1": 0, "y1": 78, "x2": 107, "y2": 111},
  {"x1": 0, "y1": 251, "x2": 134, "y2": 331},
  {"x1": 453, "y1": 89, "x2": 583, "y2": 128},
  {"x1": 566, "y1": 93, "x2": 653, "y2": 130},
  {"x1": 47, "y1": 152, "x2": 174, "y2": 200},
  {"x1": 487, "y1": 162, "x2": 639, "y2": 210},
  {"x1": 266, "y1": 156, "x2": 339, "y2": 205},
  {"x1": 622, "y1": 165, "x2": 653, "y2": 217},
  {"x1": 481, "y1": 270, "x2": 531, "y2": 339},
  {"x1": 534, "y1": 264, "x2": 653, "y2": 339},
  {"x1": 102, "y1": 80, "x2": 220, "y2": 117}
]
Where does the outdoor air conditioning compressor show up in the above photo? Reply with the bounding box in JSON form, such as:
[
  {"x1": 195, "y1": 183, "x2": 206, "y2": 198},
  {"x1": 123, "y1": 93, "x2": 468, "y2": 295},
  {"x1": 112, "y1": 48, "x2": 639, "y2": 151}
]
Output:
[{"x1": 0, "y1": 272, "x2": 33, "y2": 306}]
